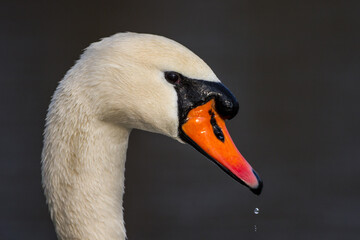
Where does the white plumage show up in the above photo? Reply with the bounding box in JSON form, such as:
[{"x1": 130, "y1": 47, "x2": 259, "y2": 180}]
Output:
[{"x1": 42, "y1": 33, "x2": 220, "y2": 240}]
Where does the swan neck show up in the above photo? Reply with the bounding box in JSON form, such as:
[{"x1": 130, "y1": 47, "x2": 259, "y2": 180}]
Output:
[{"x1": 42, "y1": 103, "x2": 131, "y2": 240}]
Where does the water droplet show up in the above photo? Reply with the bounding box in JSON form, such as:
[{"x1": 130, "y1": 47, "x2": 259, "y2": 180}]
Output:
[{"x1": 254, "y1": 207, "x2": 259, "y2": 215}]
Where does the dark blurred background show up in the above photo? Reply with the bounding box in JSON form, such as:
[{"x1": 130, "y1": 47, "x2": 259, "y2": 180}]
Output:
[{"x1": 1, "y1": 0, "x2": 359, "y2": 239}]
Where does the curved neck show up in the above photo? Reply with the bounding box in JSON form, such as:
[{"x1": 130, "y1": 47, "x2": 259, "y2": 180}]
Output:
[{"x1": 42, "y1": 100, "x2": 131, "y2": 240}]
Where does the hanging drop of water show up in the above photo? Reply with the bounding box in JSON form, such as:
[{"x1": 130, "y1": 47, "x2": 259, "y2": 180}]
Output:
[{"x1": 254, "y1": 207, "x2": 260, "y2": 215}]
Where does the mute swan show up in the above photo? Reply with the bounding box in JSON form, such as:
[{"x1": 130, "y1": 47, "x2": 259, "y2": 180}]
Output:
[{"x1": 41, "y1": 32, "x2": 262, "y2": 240}]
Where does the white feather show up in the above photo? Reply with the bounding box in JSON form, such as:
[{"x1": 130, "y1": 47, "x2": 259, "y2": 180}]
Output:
[{"x1": 42, "y1": 32, "x2": 219, "y2": 240}]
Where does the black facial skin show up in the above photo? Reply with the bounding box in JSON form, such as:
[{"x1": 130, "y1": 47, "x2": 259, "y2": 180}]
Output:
[
  {"x1": 164, "y1": 71, "x2": 263, "y2": 195},
  {"x1": 164, "y1": 71, "x2": 239, "y2": 126}
]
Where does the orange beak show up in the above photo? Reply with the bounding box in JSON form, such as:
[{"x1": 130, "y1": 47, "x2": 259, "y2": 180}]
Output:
[{"x1": 181, "y1": 100, "x2": 262, "y2": 194}]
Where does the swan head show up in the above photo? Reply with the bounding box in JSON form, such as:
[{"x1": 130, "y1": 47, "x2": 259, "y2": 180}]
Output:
[{"x1": 69, "y1": 32, "x2": 262, "y2": 194}]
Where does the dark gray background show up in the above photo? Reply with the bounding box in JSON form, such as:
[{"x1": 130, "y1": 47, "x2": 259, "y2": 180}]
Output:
[{"x1": 1, "y1": 0, "x2": 359, "y2": 239}]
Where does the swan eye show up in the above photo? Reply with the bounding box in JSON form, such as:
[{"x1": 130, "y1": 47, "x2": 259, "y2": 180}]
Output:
[{"x1": 165, "y1": 71, "x2": 182, "y2": 84}]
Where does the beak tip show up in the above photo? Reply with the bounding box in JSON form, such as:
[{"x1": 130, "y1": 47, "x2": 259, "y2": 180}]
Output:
[
  {"x1": 250, "y1": 179, "x2": 263, "y2": 195},
  {"x1": 250, "y1": 169, "x2": 263, "y2": 195}
]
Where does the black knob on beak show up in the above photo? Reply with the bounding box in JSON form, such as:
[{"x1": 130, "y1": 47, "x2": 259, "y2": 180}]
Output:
[{"x1": 213, "y1": 84, "x2": 239, "y2": 120}]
